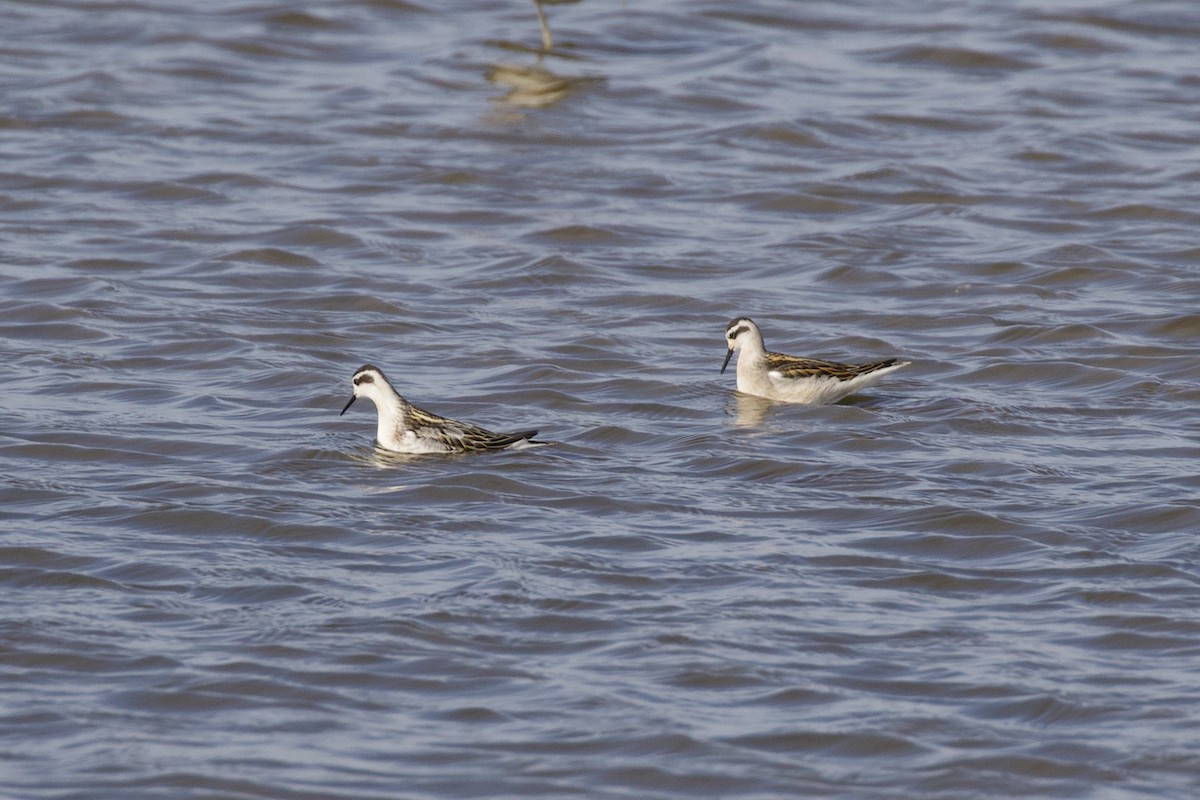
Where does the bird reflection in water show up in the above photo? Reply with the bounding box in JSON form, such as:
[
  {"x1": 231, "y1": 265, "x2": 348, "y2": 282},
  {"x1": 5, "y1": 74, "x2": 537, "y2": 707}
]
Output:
[{"x1": 730, "y1": 393, "x2": 777, "y2": 428}]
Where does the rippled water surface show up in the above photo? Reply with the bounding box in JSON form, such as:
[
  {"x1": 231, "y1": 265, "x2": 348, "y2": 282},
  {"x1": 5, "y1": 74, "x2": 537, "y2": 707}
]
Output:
[{"x1": 4, "y1": 1, "x2": 1200, "y2": 797}]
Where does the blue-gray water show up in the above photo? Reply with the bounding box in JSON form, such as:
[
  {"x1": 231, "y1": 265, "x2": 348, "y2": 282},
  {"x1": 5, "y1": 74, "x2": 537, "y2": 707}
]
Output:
[{"x1": 3, "y1": 1, "x2": 1200, "y2": 798}]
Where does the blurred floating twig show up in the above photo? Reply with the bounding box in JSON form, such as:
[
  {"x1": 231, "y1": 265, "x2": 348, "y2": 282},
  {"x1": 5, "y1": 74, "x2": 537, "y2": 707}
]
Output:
[
  {"x1": 487, "y1": 63, "x2": 603, "y2": 108},
  {"x1": 534, "y1": 0, "x2": 553, "y2": 52}
]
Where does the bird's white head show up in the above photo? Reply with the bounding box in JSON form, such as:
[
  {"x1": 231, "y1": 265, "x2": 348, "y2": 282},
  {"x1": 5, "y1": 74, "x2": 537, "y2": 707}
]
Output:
[
  {"x1": 340, "y1": 364, "x2": 394, "y2": 416},
  {"x1": 722, "y1": 317, "x2": 761, "y2": 373}
]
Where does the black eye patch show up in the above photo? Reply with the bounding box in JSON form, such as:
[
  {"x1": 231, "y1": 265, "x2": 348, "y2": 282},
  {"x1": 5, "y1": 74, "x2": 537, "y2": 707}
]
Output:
[
  {"x1": 354, "y1": 374, "x2": 374, "y2": 386},
  {"x1": 729, "y1": 325, "x2": 750, "y2": 339}
]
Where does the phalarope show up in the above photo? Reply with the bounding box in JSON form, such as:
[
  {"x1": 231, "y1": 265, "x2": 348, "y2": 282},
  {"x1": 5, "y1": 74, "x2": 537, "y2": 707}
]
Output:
[
  {"x1": 340, "y1": 364, "x2": 540, "y2": 454},
  {"x1": 721, "y1": 317, "x2": 909, "y2": 404}
]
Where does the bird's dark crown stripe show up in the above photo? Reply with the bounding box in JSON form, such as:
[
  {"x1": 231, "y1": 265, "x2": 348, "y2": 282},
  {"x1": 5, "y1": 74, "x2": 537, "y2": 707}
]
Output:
[{"x1": 353, "y1": 364, "x2": 384, "y2": 385}]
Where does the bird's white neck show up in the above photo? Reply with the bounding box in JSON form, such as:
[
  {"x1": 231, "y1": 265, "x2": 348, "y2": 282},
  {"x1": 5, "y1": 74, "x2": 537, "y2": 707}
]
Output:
[
  {"x1": 364, "y1": 386, "x2": 406, "y2": 446},
  {"x1": 738, "y1": 330, "x2": 769, "y2": 364}
]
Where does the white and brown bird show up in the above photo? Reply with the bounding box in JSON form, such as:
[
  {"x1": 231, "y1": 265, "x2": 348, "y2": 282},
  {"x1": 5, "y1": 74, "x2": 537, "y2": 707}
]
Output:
[
  {"x1": 340, "y1": 364, "x2": 540, "y2": 454},
  {"x1": 721, "y1": 317, "x2": 908, "y2": 404}
]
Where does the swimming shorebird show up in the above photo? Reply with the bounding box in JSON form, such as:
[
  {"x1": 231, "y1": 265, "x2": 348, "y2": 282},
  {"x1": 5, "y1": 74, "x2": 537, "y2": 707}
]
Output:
[
  {"x1": 339, "y1": 364, "x2": 540, "y2": 454},
  {"x1": 721, "y1": 317, "x2": 909, "y2": 404}
]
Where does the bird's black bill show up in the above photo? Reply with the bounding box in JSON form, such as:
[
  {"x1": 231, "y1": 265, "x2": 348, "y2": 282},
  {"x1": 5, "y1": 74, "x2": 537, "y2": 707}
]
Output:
[
  {"x1": 721, "y1": 348, "x2": 735, "y2": 374},
  {"x1": 340, "y1": 395, "x2": 356, "y2": 416}
]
